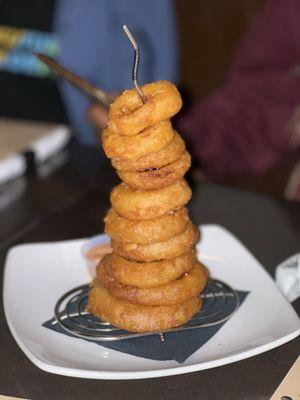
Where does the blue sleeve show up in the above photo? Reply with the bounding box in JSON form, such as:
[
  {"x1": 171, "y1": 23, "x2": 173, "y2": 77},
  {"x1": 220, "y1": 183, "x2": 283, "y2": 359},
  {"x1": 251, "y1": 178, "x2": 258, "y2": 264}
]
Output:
[{"x1": 54, "y1": 0, "x2": 178, "y2": 145}]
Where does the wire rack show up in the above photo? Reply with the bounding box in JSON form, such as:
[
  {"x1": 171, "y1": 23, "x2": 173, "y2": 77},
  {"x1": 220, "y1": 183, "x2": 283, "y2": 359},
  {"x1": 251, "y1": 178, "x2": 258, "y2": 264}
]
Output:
[{"x1": 54, "y1": 278, "x2": 240, "y2": 341}]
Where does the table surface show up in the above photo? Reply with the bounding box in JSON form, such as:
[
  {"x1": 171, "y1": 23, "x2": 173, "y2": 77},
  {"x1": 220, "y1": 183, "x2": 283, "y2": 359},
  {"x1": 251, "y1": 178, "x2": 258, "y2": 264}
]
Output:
[{"x1": 0, "y1": 142, "x2": 300, "y2": 400}]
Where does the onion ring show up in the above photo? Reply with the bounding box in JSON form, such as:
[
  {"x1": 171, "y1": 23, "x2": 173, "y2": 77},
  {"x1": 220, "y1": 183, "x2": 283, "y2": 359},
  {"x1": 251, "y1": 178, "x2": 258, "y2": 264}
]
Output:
[
  {"x1": 110, "y1": 179, "x2": 191, "y2": 220},
  {"x1": 102, "y1": 120, "x2": 174, "y2": 160},
  {"x1": 97, "y1": 261, "x2": 207, "y2": 306},
  {"x1": 87, "y1": 280, "x2": 200, "y2": 333},
  {"x1": 112, "y1": 222, "x2": 199, "y2": 262},
  {"x1": 108, "y1": 81, "x2": 182, "y2": 136},
  {"x1": 105, "y1": 207, "x2": 189, "y2": 245},
  {"x1": 104, "y1": 251, "x2": 196, "y2": 288},
  {"x1": 111, "y1": 132, "x2": 186, "y2": 172},
  {"x1": 116, "y1": 151, "x2": 191, "y2": 190}
]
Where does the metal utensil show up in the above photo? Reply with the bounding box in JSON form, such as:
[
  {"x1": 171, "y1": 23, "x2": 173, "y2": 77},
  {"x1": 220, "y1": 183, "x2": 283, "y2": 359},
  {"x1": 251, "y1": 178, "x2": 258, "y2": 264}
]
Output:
[
  {"x1": 123, "y1": 25, "x2": 146, "y2": 104},
  {"x1": 53, "y1": 278, "x2": 240, "y2": 342},
  {"x1": 34, "y1": 52, "x2": 112, "y2": 108}
]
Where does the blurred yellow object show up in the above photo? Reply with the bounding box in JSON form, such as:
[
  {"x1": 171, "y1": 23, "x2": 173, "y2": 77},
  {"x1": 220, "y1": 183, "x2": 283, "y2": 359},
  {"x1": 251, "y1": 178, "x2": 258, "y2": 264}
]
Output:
[
  {"x1": 270, "y1": 356, "x2": 300, "y2": 400},
  {"x1": 0, "y1": 25, "x2": 24, "y2": 49},
  {"x1": 0, "y1": 396, "x2": 28, "y2": 400}
]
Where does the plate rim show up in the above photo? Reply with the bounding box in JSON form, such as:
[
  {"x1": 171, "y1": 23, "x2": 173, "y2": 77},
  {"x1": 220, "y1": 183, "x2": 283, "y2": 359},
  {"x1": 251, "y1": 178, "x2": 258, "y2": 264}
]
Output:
[
  {"x1": 3, "y1": 308, "x2": 300, "y2": 380},
  {"x1": 3, "y1": 224, "x2": 300, "y2": 380}
]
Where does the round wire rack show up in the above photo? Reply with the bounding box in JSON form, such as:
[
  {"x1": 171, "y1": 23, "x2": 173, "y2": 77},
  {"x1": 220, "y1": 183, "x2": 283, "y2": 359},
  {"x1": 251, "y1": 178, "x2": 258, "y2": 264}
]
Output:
[{"x1": 54, "y1": 278, "x2": 240, "y2": 341}]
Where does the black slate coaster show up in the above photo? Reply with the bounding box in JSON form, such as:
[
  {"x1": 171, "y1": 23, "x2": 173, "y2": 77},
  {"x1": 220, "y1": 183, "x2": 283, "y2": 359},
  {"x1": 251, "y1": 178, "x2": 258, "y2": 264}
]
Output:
[{"x1": 43, "y1": 290, "x2": 248, "y2": 364}]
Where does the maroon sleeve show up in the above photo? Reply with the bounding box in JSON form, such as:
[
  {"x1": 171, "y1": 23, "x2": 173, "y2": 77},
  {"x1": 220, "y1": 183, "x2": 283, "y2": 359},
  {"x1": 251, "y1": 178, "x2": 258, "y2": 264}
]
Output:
[{"x1": 179, "y1": 0, "x2": 300, "y2": 181}]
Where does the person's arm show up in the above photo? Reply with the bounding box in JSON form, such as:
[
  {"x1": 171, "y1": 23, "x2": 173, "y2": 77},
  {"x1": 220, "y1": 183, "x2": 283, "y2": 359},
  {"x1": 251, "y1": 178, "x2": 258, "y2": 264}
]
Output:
[{"x1": 179, "y1": 0, "x2": 300, "y2": 181}]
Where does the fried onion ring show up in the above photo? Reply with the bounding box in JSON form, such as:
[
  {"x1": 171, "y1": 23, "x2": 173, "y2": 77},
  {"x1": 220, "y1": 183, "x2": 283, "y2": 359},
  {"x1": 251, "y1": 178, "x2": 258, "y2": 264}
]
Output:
[
  {"x1": 116, "y1": 151, "x2": 191, "y2": 190},
  {"x1": 108, "y1": 81, "x2": 182, "y2": 136},
  {"x1": 105, "y1": 207, "x2": 189, "y2": 244},
  {"x1": 111, "y1": 132, "x2": 186, "y2": 172},
  {"x1": 104, "y1": 251, "x2": 196, "y2": 288},
  {"x1": 102, "y1": 120, "x2": 174, "y2": 160},
  {"x1": 112, "y1": 222, "x2": 199, "y2": 262},
  {"x1": 97, "y1": 260, "x2": 207, "y2": 306},
  {"x1": 87, "y1": 280, "x2": 200, "y2": 332},
  {"x1": 110, "y1": 179, "x2": 191, "y2": 220}
]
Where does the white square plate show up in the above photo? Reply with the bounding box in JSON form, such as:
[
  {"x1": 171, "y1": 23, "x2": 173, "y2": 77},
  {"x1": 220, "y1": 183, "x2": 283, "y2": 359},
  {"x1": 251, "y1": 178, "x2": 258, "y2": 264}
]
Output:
[{"x1": 3, "y1": 225, "x2": 300, "y2": 380}]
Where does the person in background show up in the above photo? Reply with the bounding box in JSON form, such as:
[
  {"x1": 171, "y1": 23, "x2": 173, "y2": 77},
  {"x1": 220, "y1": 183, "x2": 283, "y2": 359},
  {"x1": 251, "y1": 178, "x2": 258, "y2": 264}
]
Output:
[
  {"x1": 178, "y1": 0, "x2": 300, "y2": 200},
  {"x1": 0, "y1": 0, "x2": 178, "y2": 145}
]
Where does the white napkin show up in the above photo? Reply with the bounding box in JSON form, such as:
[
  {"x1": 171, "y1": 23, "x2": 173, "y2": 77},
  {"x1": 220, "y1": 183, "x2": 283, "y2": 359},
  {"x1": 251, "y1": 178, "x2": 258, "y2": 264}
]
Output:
[
  {"x1": 0, "y1": 119, "x2": 70, "y2": 185},
  {"x1": 29, "y1": 125, "x2": 70, "y2": 163},
  {"x1": 275, "y1": 254, "x2": 300, "y2": 302},
  {"x1": 0, "y1": 153, "x2": 26, "y2": 185}
]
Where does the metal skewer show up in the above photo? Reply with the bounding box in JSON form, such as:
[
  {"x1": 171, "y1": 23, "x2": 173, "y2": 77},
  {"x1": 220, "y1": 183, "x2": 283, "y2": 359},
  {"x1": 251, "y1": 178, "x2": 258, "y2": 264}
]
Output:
[
  {"x1": 123, "y1": 25, "x2": 146, "y2": 104},
  {"x1": 34, "y1": 52, "x2": 112, "y2": 108}
]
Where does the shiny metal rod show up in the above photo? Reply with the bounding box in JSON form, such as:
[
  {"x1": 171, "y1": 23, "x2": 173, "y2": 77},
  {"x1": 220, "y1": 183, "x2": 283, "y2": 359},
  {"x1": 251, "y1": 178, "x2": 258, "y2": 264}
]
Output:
[{"x1": 123, "y1": 25, "x2": 146, "y2": 104}]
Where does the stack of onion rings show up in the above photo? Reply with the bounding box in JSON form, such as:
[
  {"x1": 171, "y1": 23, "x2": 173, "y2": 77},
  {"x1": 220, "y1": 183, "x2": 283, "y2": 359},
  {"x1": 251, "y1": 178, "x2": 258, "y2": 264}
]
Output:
[{"x1": 88, "y1": 80, "x2": 207, "y2": 333}]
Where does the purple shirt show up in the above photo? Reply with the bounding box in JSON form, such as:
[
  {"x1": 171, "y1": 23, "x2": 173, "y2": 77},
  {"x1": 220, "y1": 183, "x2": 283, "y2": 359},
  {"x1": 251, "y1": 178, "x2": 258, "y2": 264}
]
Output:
[{"x1": 179, "y1": 0, "x2": 300, "y2": 198}]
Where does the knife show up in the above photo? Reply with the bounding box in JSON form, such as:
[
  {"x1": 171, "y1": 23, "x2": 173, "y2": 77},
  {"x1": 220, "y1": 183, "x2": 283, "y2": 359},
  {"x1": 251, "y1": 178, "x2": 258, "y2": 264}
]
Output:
[{"x1": 34, "y1": 52, "x2": 112, "y2": 108}]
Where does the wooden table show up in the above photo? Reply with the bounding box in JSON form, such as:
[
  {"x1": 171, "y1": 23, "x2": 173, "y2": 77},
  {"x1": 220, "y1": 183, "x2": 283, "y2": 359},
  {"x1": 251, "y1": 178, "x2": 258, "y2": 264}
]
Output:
[{"x1": 0, "y1": 142, "x2": 299, "y2": 400}]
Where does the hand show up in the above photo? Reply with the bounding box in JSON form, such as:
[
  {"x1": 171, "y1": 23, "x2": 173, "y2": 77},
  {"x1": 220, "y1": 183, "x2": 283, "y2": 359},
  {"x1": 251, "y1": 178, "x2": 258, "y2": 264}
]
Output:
[
  {"x1": 86, "y1": 102, "x2": 109, "y2": 132},
  {"x1": 86, "y1": 92, "x2": 119, "y2": 131}
]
